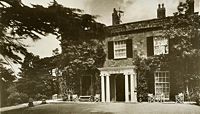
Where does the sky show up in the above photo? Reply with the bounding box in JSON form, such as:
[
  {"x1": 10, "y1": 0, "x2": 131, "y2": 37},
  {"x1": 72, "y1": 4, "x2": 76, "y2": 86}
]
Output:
[
  {"x1": 20, "y1": 0, "x2": 200, "y2": 58},
  {"x1": 9, "y1": 0, "x2": 200, "y2": 74}
]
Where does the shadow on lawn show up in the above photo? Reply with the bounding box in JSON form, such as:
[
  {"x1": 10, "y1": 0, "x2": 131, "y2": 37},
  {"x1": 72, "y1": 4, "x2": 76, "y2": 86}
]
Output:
[
  {"x1": 1, "y1": 108, "x2": 28, "y2": 114},
  {"x1": 1, "y1": 108, "x2": 116, "y2": 114}
]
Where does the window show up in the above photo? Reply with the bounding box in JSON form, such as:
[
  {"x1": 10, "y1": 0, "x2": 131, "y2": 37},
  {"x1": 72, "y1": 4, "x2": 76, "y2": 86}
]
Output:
[
  {"x1": 154, "y1": 71, "x2": 170, "y2": 100},
  {"x1": 114, "y1": 40, "x2": 127, "y2": 59},
  {"x1": 107, "y1": 39, "x2": 132, "y2": 59},
  {"x1": 153, "y1": 37, "x2": 169, "y2": 55}
]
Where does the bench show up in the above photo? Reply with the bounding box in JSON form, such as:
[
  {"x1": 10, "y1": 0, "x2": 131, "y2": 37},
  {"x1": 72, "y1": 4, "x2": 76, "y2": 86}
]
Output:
[{"x1": 79, "y1": 96, "x2": 92, "y2": 102}]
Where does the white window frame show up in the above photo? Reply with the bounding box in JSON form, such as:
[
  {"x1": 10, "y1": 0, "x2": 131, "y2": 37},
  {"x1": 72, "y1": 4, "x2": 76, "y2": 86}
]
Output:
[
  {"x1": 113, "y1": 40, "x2": 127, "y2": 59},
  {"x1": 153, "y1": 36, "x2": 169, "y2": 55},
  {"x1": 154, "y1": 71, "x2": 170, "y2": 100}
]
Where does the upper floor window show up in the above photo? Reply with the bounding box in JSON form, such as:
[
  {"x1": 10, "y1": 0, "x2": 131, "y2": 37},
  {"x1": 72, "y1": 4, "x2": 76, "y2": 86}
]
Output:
[
  {"x1": 114, "y1": 40, "x2": 127, "y2": 59},
  {"x1": 153, "y1": 37, "x2": 169, "y2": 55},
  {"x1": 108, "y1": 39, "x2": 133, "y2": 59}
]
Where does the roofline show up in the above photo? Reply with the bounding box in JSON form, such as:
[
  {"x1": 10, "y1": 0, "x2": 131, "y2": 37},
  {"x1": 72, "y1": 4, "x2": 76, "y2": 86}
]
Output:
[
  {"x1": 106, "y1": 16, "x2": 173, "y2": 28},
  {"x1": 105, "y1": 16, "x2": 173, "y2": 36},
  {"x1": 105, "y1": 12, "x2": 199, "y2": 36}
]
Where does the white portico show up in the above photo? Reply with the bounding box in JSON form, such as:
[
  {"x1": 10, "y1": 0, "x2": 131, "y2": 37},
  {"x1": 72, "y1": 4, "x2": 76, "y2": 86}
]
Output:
[{"x1": 99, "y1": 66, "x2": 137, "y2": 102}]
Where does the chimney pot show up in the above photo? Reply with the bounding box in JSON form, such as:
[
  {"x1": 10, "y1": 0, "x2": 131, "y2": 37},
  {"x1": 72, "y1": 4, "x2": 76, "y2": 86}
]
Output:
[
  {"x1": 157, "y1": 3, "x2": 166, "y2": 18},
  {"x1": 162, "y1": 3, "x2": 164, "y2": 8},
  {"x1": 158, "y1": 4, "x2": 161, "y2": 8}
]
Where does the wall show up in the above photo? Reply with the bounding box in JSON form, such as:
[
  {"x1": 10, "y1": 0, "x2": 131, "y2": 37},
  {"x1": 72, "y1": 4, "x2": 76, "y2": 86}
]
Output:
[{"x1": 102, "y1": 30, "x2": 164, "y2": 68}]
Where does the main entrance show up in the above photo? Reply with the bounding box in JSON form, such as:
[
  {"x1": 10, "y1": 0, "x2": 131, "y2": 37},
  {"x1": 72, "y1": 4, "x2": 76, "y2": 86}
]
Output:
[
  {"x1": 110, "y1": 74, "x2": 125, "y2": 102},
  {"x1": 99, "y1": 66, "x2": 137, "y2": 102},
  {"x1": 116, "y1": 74, "x2": 125, "y2": 101}
]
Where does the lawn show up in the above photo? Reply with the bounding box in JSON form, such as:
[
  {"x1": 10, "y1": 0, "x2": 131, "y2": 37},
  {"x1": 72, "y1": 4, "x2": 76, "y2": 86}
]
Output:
[{"x1": 1, "y1": 102, "x2": 200, "y2": 114}]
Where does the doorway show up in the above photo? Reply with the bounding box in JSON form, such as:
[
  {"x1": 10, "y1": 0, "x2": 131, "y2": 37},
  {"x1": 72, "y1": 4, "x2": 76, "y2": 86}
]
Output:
[
  {"x1": 81, "y1": 76, "x2": 92, "y2": 95},
  {"x1": 116, "y1": 74, "x2": 125, "y2": 101}
]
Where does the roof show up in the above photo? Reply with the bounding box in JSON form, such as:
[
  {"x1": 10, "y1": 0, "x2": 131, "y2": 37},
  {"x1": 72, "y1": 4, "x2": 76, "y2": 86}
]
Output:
[
  {"x1": 105, "y1": 16, "x2": 173, "y2": 36},
  {"x1": 105, "y1": 12, "x2": 199, "y2": 36}
]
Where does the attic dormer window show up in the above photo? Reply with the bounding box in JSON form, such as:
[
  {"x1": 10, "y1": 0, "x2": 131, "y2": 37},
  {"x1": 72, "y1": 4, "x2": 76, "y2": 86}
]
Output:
[{"x1": 114, "y1": 40, "x2": 127, "y2": 59}]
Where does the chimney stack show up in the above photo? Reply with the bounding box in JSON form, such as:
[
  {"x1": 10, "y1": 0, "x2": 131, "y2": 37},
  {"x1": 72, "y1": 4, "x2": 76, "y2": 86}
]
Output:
[
  {"x1": 186, "y1": 0, "x2": 194, "y2": 14},
  {"x1": 112, "y1": 8, "x2": 120, "y2": 25},
  {"x1": 157, "y1": 3, "x2": 166, "y2": 18}
]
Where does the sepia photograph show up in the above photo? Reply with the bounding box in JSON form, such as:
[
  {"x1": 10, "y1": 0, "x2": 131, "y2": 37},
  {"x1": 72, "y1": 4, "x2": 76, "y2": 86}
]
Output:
[{"x1": 0, "y1": 0, "x2": 200, "y2": 114}]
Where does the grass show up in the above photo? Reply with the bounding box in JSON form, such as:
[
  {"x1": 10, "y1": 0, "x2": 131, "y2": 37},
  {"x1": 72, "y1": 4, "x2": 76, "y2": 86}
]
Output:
[
  {"x1": 1, "y1": 108, "x2": 28, "y2": 114},
  {"x1": 1, "y1": 102, "x2": 200, "y2": 114}
]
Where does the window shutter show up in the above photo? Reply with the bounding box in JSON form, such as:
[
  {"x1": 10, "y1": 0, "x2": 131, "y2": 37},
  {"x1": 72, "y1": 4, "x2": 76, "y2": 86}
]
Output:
[
  {"x1": 108, "y1": 41, "x2": 114, "y2": 59},
  {"x1": 147, "y1": 37, "x2": 154, "y2": 56},
  {"x1": 168, "y1": 38, "x2": 171, "y2": 54},
  {"x1": 126, "y1": 39, "x2": 133, "y2": 58},
  {"x1": 169, "y1": 38, "x2": 176, "y2": 54}
]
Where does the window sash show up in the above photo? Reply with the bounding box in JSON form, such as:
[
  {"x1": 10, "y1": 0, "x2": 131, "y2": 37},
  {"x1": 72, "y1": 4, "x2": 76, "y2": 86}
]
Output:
[
  {"x1": 154, "y1": 71, "x2": 170, "y2": 100},
  {"x1": 153, "y1": 37, "x2": 169, "y2": 55},
  {"x1": 114, "y1": 40, "x2": 127, "y2": 59}
]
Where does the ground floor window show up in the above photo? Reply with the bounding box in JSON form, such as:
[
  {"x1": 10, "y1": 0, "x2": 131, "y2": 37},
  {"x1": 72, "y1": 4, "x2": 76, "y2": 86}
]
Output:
[{"x1": 154, "y1": 71, "x2": 170, "y2": 100}]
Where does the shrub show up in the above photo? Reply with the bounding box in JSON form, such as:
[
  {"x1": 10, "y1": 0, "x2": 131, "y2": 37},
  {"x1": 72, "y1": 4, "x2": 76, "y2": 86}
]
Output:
[
  {"x1": 7, "y1": 92, "x2": 28, "y2": 105},
  {"x1": 35, "y1": 93, "x2": 48, "y2": 101},
  {"x1": 196, "y1": 97, "x2": 200, "y2": 105},
  {"x1": 194, "y1": 93, "x2": 200, "y2": 105}
]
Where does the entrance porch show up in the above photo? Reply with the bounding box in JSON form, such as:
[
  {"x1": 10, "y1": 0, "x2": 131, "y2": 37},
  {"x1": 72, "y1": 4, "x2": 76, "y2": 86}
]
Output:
[{"x1": 99, "y1": 66, "x2": 137, "y2": 102}]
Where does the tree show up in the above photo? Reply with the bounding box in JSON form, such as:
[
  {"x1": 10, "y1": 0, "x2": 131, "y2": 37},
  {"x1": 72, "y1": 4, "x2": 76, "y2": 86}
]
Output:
[
  {"x1": 141, "y1": 0, "x2": 200, "y2": 100},
  {"x1": 164, "y1": 1, "x2": 200, "y2": 99},
  {"x1": 0, "y1": 0, "x2": 104, "y2": 64},
  {"x1": 0, "y1": 0, "x2": 106, "y2": 98},
  {"x1": 0, "y1": 60, "x2": 16, "y2": 107},
  {"x1": 17, "y1": 53, "x2": 58, "y2": 98},
  {"x1": 60, "y1": 40, "x2": 106, "y2": 95},
  {"x1": 133, "y1": 1, "x2": 200, "y2": 101}
]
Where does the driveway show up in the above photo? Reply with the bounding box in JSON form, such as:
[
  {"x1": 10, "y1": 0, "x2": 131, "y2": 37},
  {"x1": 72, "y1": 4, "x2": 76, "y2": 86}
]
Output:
[{"x1": 1, "y1": 102, "x2": 200, "y2": 114}]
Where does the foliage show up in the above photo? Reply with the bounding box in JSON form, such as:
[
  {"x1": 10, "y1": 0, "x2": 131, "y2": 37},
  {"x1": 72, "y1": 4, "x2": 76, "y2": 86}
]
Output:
[
  {"x1": 144, "y1": 0, "x2": 200, "y2": 100},
  {"x1": 16, "y1": 53, "x2": 59, "y2": 99},
  {"x1": 164, "y1": 1, "x2": 200, "y2": 98},
  {"x1": 133, "y1": 56, "x2": 148, "y2": 100},
  {"x1": 2, "y1": 83, "x2": 29, "y2": 106},
  {"x1": 134, "y1": 55, "x2": 169, "y2": 101},
  {"x1": 132, "y1": 1, "x2": 200, "y2": 101},
  {"x1": 7, "y1": 92, "x2": 28, "y2": 105},
  {"x1": 0, "y1": 61, "x2": 16, "y2": 107},
  {"x1": 0, "y1": 0, "x2": 105, "y2": 64},
  {"x1": 60, "y1": 40, "x2": 106, "y2": 94},
  {"x1": 0, "y1": 62, "x2": 15, "y2": 82},
  {"x1": 35, "y1": 93, "x2": 48, "y2": 101},
  {"x1": 0, "y1": 0, "x2": 106, "y2": 97}
]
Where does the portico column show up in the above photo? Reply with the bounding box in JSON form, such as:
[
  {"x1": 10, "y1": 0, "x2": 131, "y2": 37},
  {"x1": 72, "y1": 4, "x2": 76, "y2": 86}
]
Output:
[
  {"x1": 125, "y1": 74, "x2": 129, "y2": 102},
  {"x1": 133, "y1": 74, "x2": 137, "y2": 101},
  {"x1": 130, "y1": 74, "x2": 134, "y2": 102},
  {"x1": 106, "y1": 75, "x2": 110, "y2": 102},
  {"x1": 101, "y1": 76, "x2": 105, "y2": 102}
]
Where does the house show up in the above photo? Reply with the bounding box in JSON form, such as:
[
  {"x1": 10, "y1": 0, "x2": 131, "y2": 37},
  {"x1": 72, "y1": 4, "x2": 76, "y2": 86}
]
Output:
[{"x1": 98, "y1": 0, "x2": 199, "y2": 102}]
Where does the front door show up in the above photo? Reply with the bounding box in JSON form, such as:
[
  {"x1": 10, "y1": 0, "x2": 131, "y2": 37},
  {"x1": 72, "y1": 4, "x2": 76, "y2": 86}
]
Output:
[{"x1": 116, "y1": 74, "x2": 125, "y2": 101}]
